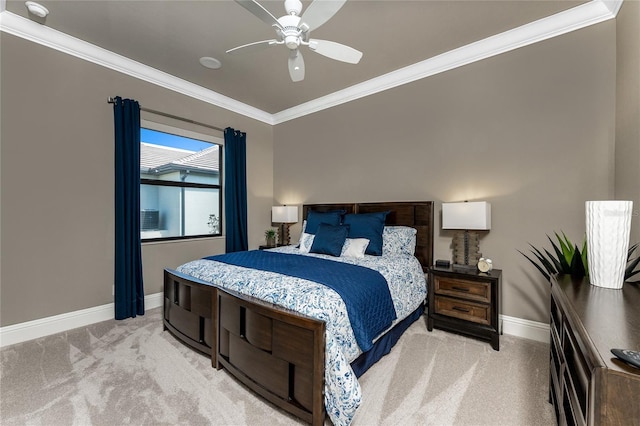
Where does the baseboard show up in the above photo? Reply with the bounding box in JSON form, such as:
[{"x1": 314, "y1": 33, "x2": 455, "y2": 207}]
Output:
[
  {"x1": 500, "y1": 314, "x2": 550, "y2": 343},
  {"x1": 0, "y1": 292, "x2": 164, "y2": 348},
  {"x1": 1, "y1": 296, "x2": 550, "y2": 348}
]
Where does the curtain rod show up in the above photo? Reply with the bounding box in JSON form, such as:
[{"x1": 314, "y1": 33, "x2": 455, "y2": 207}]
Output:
[{"x1": 107, "y1": 97, "x2": 225, "y2": 133}]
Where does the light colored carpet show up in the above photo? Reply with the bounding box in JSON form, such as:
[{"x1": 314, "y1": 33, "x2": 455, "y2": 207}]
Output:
[{"x1": 0, "y1": 308, "x2": 555, "y2": 425}]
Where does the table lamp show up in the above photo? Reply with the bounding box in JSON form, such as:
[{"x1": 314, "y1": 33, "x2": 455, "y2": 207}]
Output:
[
  {"x1": 442, "y1": 201, "x2": 491, "y2": 270},
  {"x1": 272, "y1": 205, "x2": 298, "y2": 246}
]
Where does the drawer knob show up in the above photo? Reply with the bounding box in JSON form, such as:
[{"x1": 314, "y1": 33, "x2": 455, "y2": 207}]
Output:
[
  {"x1": 452, "y1": 286, "x2": 470, "y2": 292},
  {"x1": 452, "y1": 306, "x2": 471, "y2": 313}
]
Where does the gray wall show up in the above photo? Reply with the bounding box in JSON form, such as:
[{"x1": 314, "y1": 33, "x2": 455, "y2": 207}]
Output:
[
  {"x1": 274, "y1": 21, "x2": 619, "y2": 324},
  {"x1": 0, "y1": 34, "x2": 274, "y2": 326},
  {"x1": 615, "y1": 0, "x2": 640, "y2": 244}
]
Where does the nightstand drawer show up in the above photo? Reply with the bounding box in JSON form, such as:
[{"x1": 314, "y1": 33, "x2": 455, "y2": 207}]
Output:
[
  {"x1": 434, "y1": 296, "x2": 490, "y2": 325},
  {"x1": 434, "y1": 276, "x2": 491, "y2": 304}
]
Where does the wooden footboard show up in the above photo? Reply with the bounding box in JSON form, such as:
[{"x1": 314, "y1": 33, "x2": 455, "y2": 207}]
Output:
[
  {"x1": 216, "y1": 289, "x2": 326, "y2": 426},
  {"x1": 164, "y1": 269, "x2": 326, "y2": 424},
  {"x1": 163, "y1": 269, "x2": 217, "y2": 366}
]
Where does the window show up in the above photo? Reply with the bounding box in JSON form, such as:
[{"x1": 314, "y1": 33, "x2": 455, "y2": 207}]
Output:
[{"x1": 140, "y1": 123, "x2": 222, "y2": 241}]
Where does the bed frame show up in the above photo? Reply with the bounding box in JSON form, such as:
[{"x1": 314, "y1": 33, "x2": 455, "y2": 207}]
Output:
[{"x1": 163, "y1": 201, "x2": 434, "y2": 425}]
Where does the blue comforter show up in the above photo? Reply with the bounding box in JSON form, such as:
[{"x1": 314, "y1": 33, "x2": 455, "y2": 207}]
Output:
[{"x1": 204, "y1": 250, "x2": 397, "y2": 351}]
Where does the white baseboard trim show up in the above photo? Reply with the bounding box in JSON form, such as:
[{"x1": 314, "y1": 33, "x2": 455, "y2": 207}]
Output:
[
  {"x1": 500, "y1": 314, "x2": 550, "y2": 343},
  {"x1": 0, "y1": 292, "x2": 164, "y2": 348},
  {"x1": 1, "y1": 296, "x2": 550, "y2": 348}
]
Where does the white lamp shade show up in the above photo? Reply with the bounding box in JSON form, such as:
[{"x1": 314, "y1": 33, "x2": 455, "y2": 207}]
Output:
[
  {"x1": 442, "y1": 202, "x2": 491, "y2": 230},
  {"x1": 272, "y1": 205, "x2": 298, "y2": 223}
]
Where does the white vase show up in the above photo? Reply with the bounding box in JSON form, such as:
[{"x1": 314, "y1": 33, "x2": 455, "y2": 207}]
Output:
[{"x1": 585, "y1": 200, "x2": 633, "y2": 289}]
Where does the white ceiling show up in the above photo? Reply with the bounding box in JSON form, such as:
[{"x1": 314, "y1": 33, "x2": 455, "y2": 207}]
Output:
[{"x1": 2, "y1": 0, "x2": 621, "y2": 122}]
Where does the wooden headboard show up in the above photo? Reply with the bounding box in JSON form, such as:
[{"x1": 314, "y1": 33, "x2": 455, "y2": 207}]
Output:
[{"x1": 302, "y1": 201, "x2": 434, "y2": 272}]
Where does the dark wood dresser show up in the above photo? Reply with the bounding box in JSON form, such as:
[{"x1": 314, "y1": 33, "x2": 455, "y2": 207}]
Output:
[{"x1": 549, "y1": 275, "x2": 640, "y2": 425}]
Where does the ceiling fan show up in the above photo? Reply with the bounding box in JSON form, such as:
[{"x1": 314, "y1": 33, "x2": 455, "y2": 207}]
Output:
[{"x1": 227, "y1": 0, "x2": 363, "y2": 82}]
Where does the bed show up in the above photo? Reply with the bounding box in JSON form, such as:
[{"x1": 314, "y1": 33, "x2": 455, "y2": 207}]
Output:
[{"x1": 163, "y1": 201, "x2": 434, "y2": 425}]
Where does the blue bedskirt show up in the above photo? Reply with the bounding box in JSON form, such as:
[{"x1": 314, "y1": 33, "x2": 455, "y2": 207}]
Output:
[{"x1": 351, "y1": 303, "x2": 425, "y2": 377}]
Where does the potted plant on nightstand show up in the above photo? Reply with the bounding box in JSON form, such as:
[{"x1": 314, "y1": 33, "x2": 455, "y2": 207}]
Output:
[{"x1": 264, "y1": 228, "x2": 277, "y2": 247}]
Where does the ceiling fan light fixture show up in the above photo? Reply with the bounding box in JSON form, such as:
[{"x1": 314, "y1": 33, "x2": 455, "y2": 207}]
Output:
[
  {"x1": 284, "y1": 35, "x2": 300, "y2": 50},
  {"x1": 199, "y1": 57, "x2": 222, "y2": 70},
  {"x1": 25, "y1": 1, "x2": 49, "y2": 18}
]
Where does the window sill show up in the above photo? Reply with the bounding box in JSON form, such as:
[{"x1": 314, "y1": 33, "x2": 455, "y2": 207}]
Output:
[{"x1": 142, "y1": 235, "x2": 224, "y2": 246}]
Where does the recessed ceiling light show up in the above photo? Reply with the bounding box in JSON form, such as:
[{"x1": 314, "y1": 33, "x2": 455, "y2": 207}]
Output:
[
  {"x1": 25, "y1": 1, "x2": 49, "y2": 18},
  {"x1": 199, "y1": 57, "x2": 222, "y2": 70}
]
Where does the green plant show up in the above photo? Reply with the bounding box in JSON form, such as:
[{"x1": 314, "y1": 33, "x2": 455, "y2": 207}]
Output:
[
  {"x1": 627, "y1": 243, "x2": 640, "y2": 282},
  {"x1": 520, "y1": 233, "x2": 640, "y2": 283},
  {"x1": 518, "y1": 232, "x2": 588, "y2": 282},
  {"x1": 264, "y1": 229, "x2": 276, "y2": 239}
]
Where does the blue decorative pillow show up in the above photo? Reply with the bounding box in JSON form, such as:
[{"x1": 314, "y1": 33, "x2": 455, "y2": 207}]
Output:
[
  {"x1": 310, "y1": 223, "x2": 349, "y2": 257},
  {"x1": 305, "y1": 210, "x2": 345, "y2": 235},
  {"x1": 343, "y1": 211, "x2": 389, "y2": 256}
]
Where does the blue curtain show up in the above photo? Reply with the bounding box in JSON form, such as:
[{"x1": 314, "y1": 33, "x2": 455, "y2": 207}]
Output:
[
  {"x1": 224, "y1": 127, "x2": 248, "y2": 252},
  {"x1": 113, "y1": 96, "x2": 145, "y2": 320}
]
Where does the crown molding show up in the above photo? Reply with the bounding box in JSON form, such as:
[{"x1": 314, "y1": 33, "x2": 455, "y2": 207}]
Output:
[
  {"x1": 0, "y1": 11, "x2": 274, "y2": 125},
  {"x1": 272, "y1": 0, "x2": 621, "y2": 124},
  {"x1": 602, "y1": 0, "x2": 624, "y2": 15},
  {"x1": 0, "y1": 1, "x2": 622, "y2": 126}
]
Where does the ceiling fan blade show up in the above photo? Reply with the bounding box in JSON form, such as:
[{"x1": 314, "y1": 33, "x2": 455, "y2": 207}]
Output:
[
  {"x1": 308, "y1": 39, "x2": 362, "y2": 64},
  {"x1": 301, "y1": 0, "x2": 347, "y2": 31},
  {"x1": 226, "y1": 40, "x2": 279, "y2": 54},
  {"x1": 235, "y1": 0, "x2": 283, "y2": 30},
  {"x1": 288, "y1": 50, "x2": 305, "y2": 82}
]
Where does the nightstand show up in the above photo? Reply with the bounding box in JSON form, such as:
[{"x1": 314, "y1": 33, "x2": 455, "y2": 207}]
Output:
[{"x1": 428, "y1": 266, "x2": 501, "y2": 350}]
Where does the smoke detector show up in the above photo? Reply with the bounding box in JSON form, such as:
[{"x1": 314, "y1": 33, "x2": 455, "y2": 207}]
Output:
[
  {"x1": 199, "y1": 57, "x2": 222, "y2": 70},
  {"x1": 25, "y1": 1, "x2": 49, "y2": 18}
]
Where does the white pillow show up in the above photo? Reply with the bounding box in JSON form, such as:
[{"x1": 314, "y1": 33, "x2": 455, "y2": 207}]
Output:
[
  {"x1": 341, "y1": 238, "x2": 370, "y2": 258},
  {"x1": 298, "y1": 232, "x2": 315, "y2": 253}
]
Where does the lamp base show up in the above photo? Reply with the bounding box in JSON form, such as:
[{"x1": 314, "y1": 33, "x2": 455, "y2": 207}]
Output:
[
  {"x1": 452, "y1": 230, "x2": 481, "y2": 266},
  {"x1": 278, "y1": 223, "x2": 291, "y2": 246},
  {"x1": 452, "y1": 263, "x2": 478, "y2": 273}
]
